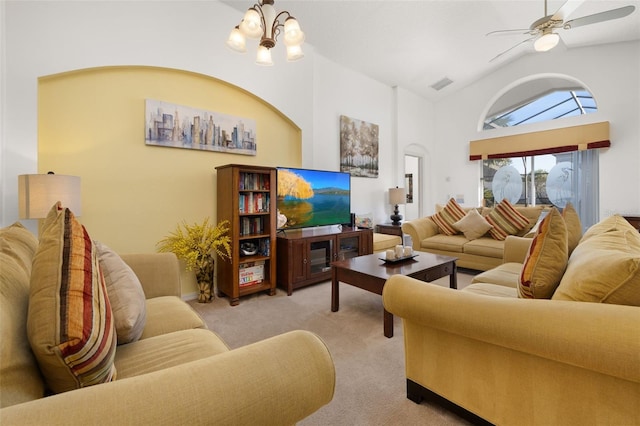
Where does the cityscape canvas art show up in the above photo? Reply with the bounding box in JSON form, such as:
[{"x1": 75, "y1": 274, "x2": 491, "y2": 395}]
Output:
[{"x1": 145, "y1": 99, "x2": 257, "y2": 155}]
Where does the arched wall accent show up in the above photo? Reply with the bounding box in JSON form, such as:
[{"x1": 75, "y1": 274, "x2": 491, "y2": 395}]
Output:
[
  {"x1": 39, "y1": 66, "x2": 302, "y2": 296},
  {"x1": 477, "y1": 73, "x2": 595, "y2": 132}
]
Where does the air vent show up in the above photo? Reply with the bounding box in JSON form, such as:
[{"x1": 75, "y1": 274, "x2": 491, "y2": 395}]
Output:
[{"x1": 430, "y1": 77, "x2": 453, "y2": 91}]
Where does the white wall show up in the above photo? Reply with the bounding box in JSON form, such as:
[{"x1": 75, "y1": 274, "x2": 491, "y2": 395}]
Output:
[
  {"x1": 1, "y1": 0, "x2": 415, "y2": 230},
  {"x1": 433, "y1": 41, "x2": 640, "y2": 218},
  {"x1": 2, "y1": 1, "x2": 639, "y2": 230}
]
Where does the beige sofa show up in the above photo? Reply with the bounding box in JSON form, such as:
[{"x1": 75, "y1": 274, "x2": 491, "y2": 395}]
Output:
[
  {"x1": 1, "y1": 222, "x2": 335, "y2": 425},
  {"x1": 383, "y1": 215, "x2": 640, "y2": 425},
  {"x1": 401, "y1": 205, "x2": 544, "y2": 271}
]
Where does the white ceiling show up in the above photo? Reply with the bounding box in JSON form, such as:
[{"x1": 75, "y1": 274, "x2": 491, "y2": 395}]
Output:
[{"x1": 220, "y1": 0, "x2": 640, "y2": 101}]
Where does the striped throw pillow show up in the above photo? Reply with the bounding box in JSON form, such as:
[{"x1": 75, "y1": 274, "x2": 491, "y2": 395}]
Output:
[
  {"x1": 431, "y1": 198, "x2": 466, "y2": 235},
  {"x1": 486, "y1": 199, "x2": 530, "y2": 241},
  {"x1": 28, "y1": 203, "x2": 117, "y2": 394},
  {"x1": 518, "y1": 208, "x2": 568, "y2": 299}
]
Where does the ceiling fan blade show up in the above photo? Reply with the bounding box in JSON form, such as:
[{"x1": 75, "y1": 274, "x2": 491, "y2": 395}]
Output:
[
  {"x1": 563, "y1": 5, "x2": 636, "y2": 29},
  {"x1": 486, "y1": 28, "x2": 532, "y2": 37},
  {"x1": 551, "y1": 0, "x2": 584, "y2": 21},
  {"x1": 489, "y1": 37, "x2": 537, "y2": 62}
]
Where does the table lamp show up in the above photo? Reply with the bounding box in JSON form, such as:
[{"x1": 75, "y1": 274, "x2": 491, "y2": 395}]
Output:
[
  {"x1": 388, "y1": 187, "x2": 406, "y2": 225},
  {"x1": 18, "y1": 172, "x2": 82, "y2": 219}
]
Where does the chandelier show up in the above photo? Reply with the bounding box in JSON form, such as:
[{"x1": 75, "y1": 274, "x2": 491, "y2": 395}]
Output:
[{"x1": 226, "y1": 0, "x2": 305, "y2": 66}]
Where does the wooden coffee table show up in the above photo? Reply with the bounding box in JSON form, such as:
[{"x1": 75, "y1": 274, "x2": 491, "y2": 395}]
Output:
[{"x1": 331, "y1": 252, "x2": 457, "y2": 338}]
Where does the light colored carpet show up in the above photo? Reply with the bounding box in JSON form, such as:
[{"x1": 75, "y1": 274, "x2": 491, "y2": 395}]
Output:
[{"x1": 189, "y1": 270, "x2": 478, "y2": 426}]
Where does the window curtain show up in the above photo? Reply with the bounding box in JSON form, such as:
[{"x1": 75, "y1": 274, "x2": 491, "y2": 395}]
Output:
[{"x1": 469, "y1": 121, "x2": 610, "y2": 161}]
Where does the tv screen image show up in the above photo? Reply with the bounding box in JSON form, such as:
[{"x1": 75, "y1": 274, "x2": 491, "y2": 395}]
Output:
[{"x1": 276, "y1": 167, "x2": 351, "y2": 229}]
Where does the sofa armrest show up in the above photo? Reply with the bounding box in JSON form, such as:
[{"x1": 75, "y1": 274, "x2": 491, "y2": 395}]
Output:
[
  {"x1": 382, "y1": 275, "x2": 640, "y2": 383},
  {"x1": 503, "y1": 236, "x2": 532, "y2": 264},
  {"x1": 0, "y1": 330, "x2": 335, "y2": 425},
  {"x1": 121, "y1": 252, "x2": 181, "y2": 299},
  {"x1": 402, "y1": 217, "x2": 439, "y2": 250}
]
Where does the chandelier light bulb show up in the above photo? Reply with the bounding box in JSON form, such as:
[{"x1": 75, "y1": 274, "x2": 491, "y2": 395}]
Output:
[
  {"x1": 534, "y1": 31, "x2": 560, "y2": 52},
  {"x1": 256, "y1": 45, "x2": 274, "y2": 66},
  {"x1": 283, "y1": 17, "x2": 305, "y2": 46},
  {"x1": 226, "y1": 26, "x2": 247, "y2": 53},
  {"x1": 286, "y1": 44, "x2": 304, "y2": 61},
  {"x1": 240, "y1": 8, "x2": 262, "y2": 38}
]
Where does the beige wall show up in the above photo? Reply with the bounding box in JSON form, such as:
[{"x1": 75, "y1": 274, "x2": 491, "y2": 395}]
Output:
[{"x1": 38, "y1": 66, "x2": 301, "y2": 297}]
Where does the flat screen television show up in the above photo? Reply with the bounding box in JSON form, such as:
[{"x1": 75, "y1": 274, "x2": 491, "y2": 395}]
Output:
[{"x1": 276, "y1": 167, "x2": 351, "y2": 230}]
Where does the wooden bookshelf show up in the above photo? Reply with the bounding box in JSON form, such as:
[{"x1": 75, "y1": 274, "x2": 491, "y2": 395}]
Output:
[{"x1": 215, "y1": 164, "x2": 277, "y2": 305}]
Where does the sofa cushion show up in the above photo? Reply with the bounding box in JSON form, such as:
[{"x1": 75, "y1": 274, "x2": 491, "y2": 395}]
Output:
[
  {"x1": 140, "y1": 296, "x2": 207, "y2": 340},
  {"x1": 580, "y1": 214, "x2": 636, "y2": 243},
  {"x1": 28, "y1": 203, "x2": 117, "y2": 394},
  {"x1": 453, "y1": 209, "x2": 493, "y2": 240},
  {"x1": 563, "y1": 202, "x2": 582, "y2": 256},
  {"x1": 462, "y1": 237, "x2": 504, "y2": 259},
  {"x1": 114, "y1": 329, "x2": 228, "y2": 379},
  {"x1": 518, "y1": 208, "x2": 568, "y2": 299},
  {"x1": 373, "y1": 233, "x2": 402, "y2": 252},
  {"x1": 95, "y1": 241, "x2": 147, "y2": 345},
  {"x1": 485, "y1": 199, "x2": 530, "y2": 241},
  {"x1": 552, "y1": 227, "x2": 640, "y2": 306},
  {"x1": 421, "y1": 234, "x2": 468, "y2": 253},
  {"x1": 0, "y1": 223, "x2": 45, "y2": 408},
  {"x1": 471, "y1": 262, "x2": 522, "y2": 288},
  {"x1": 462, "y1": 283, "x2": 518, "y2": 298},
  {"x1": 430, "y1": 198, "x2": 466, "y2": 235}
]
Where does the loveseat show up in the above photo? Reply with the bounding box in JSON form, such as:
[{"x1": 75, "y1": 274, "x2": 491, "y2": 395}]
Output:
[
  {"x1": 383, "y1": 214, "x2": 640, "y2": 425},
  {"x1": 402, "y1": 199, "x2": 544, "y2": 271},
  {"x1": 1, "y1": 217, "x2": 335, "y2": 425}
]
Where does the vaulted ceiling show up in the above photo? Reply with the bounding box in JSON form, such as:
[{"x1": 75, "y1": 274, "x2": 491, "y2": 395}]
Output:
[{"x1": 221, "y1": 0, "x2": 640, "y2": 101}]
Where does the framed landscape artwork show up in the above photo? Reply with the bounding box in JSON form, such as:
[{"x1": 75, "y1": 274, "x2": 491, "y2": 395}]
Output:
[
  {"x1": 339, "y1": 115, "x2": 379, "y2": 178},
  {"x1": 145, "y1": 99, "x2": 257, "y2": 156}
]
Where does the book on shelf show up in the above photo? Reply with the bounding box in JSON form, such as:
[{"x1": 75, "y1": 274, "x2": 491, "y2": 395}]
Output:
[
  {"x1": 239, "y1": 260, "x2": 265, "y2": 287},
  {"x1": 239, "y1": 172, "x2": 271, "y2": 191},
  {"x1": 238, "y1": 193, "x2": 270, "y2": 214}
]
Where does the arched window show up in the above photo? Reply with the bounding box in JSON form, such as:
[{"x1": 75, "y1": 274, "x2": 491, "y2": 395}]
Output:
[{"x1": 476, "y1": 76, "x2": 605, "y2": 229}]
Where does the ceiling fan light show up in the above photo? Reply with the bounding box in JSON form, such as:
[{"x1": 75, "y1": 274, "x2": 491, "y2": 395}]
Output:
[
  {"x1": 240, "y1": 8, "x2": 263, "y2": 39},
  {"x1": 283, "y1": 17, "x2": 305, "y2": 46},
  {"x1": 226, "y1": 26, "x2": 247, "y2": 53},
  {"x1": 256, "y1": 45, "x2": 273, "y2": 66},
  {"x1": 534, "y1": 32, "x2": 560, "y2": 52},
  {"x1": 286, "y1": 44, "x2": 304, "y2": 61}
]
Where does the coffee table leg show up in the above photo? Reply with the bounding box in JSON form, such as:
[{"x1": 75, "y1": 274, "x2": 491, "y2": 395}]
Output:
[
  {"x1": 331, "y1": 267, "x2": 339, "y2": 312},
  {"x1": 384, "y1": 309, "x2": 393, "y2": 338},
  {"x1": 449, "y1": 261, "x2": 458, "y2": 289}
]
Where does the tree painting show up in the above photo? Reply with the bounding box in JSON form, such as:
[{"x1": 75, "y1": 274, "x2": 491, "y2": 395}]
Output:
[{"x1": 340, "y1": 115, "x2": 379, "y2": 178}]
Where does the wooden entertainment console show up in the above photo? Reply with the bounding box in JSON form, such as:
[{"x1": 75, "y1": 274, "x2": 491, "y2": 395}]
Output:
[{"x1": 277, "y1": 226, "x2": 373, "y2": 295}]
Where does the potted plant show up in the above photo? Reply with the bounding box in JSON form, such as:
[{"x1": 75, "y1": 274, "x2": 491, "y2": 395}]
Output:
[{"x1": 157, "y1": 218, "x2": 232, "y2": 303}]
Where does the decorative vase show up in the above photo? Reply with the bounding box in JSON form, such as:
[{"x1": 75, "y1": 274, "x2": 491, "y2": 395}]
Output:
[{"x1": 195, "y1": 255, "x2": 214, "y2": 303}]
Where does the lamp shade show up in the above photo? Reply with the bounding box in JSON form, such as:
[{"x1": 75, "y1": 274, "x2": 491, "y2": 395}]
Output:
[
  {"x1": 18, "y1": 174, "x2": 82, "y2": 219},
  {"x1": 389, "y1": 187, "x2": 406, "y2": 205},
  {"x1": 256, "y1": 45, "x2": 273, "y2": 66}
]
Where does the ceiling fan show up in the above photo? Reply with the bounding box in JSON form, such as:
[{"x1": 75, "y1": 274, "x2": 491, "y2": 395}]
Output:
[{"x1": 487, "y1": 0, "x2": 636, "y2": 62}]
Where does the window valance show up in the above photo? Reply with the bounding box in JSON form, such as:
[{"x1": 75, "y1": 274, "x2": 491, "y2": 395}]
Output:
[{"x1": 469, "y1": 121, "x2": 610, "y2": 161}]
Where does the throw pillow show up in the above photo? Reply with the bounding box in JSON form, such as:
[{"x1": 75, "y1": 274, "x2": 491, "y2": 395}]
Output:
[
  {"x1": 486, "y1": 199, "x2": 530, "y2": 241},
  {"x1": 28, "y1": 203, "x2": 117, "y2": 394},
  {"x1": 430, "y1": 198, "x2": 466, "y2": 236},
  {"x1": 453, "y1": 209, "x2": 493, "y2": 240},
  {"x1": 95, "y1": 241, "x2": 147, "y2": 345},
  {"x1": 518, "y1": 208, "x2": 568, "y2": 299},
  {"x1": 552, "y1": 227, "x2": 640, "y2": 306},
  {"x1": 562, "y1": 202, "x2": 582, "y2": 256}
]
